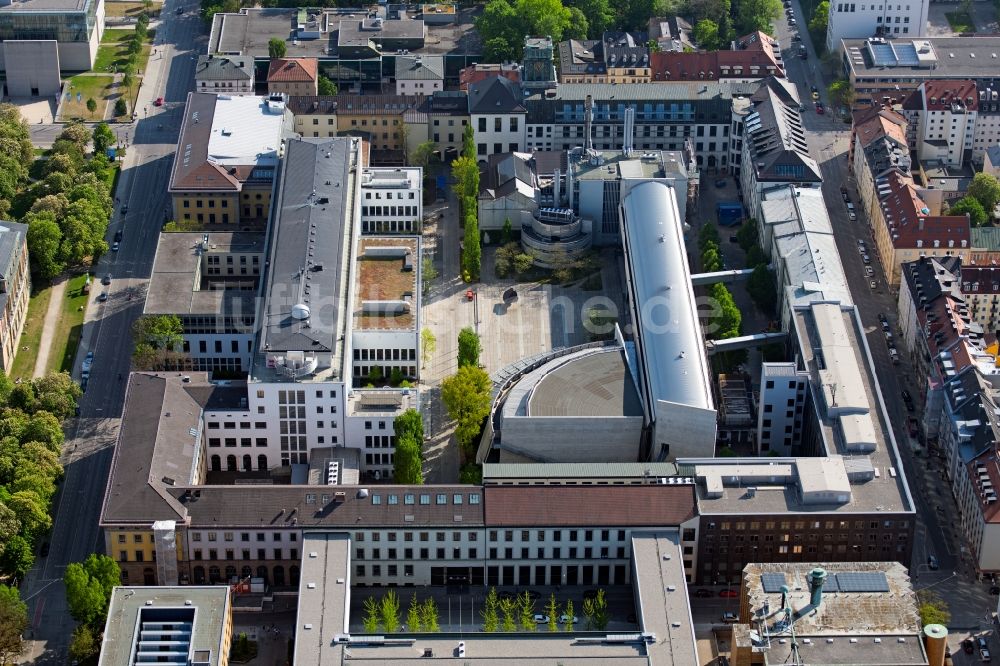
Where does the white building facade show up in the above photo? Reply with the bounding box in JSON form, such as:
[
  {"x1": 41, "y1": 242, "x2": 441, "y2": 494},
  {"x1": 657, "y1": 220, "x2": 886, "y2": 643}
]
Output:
[{"x1": 825, "y1": 0, "x2": 928, "y2": 52}]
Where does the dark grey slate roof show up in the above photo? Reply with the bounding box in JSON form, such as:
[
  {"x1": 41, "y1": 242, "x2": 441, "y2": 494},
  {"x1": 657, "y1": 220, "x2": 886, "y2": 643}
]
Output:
[
  {"x1": 468, "y1": 76, "x2": 526, "y2": 114},
  {"x1": 195, "y1": 55, "x2": 254, "y2": 82},
  {"x1": 745, "y1": 77, "x2": 821, "y2": 183},
  {"x1": 260, "y1": 138, "x2": 353, "y2": 353},
  {"x1": 395, "y1": 54, "x2": 444, "y2": 80}
]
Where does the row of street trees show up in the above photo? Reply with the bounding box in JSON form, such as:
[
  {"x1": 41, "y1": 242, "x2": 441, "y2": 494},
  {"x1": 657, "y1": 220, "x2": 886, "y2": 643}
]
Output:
[
  {"x1": 23, "y1": 122, "x2": 116, "y2": 279},
  {"x1": 392, "y1": 408, "x2": 424, "y2": 484},
  {"x1": 442, "y1": 328, "x2": 491, "y2": 459},
  {"x1": 363, "y1": 590, "x2": 440, "y2": 633},
  {"x1": 452, "y1": 126, "x2": 481, "y2": 281}
]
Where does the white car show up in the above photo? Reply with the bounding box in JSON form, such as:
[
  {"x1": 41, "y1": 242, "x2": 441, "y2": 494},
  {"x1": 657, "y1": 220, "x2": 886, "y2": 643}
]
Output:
[
  {"x1": 559, "y1": 615, "x2": 578, "y2": 624},
  {"x1": 849, "y1": 212, "x2": 857, "y2": 221},
  {"x1": 865, "y1": 266, "x2": 874, "y2": 277},
  {"x1": 533, "y1": 614, "x2": 550, "y2": 624},
  {"x1": 862, "y1": 254, "x2": 871, "y2": 264}
]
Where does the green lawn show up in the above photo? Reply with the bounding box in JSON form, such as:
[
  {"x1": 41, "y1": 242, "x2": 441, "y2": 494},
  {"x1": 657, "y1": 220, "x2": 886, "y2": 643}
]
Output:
[
  {"x1": 945, "y1": 10, "x2": 976, "y2": 32},
  {"x1": 58, "y1": 74, "x2": 115, "y2": 122},
  {"x1": 9, "y1": 283, "x2": 54, "y2": 382},
  {"x1": 50, "y1": 273, "x2": 91, "y2": 375},
  {"x1": 104, "y1": 0, "x2": 160, "y2": 18},
  {"x1": 93, "y1": 28, "x2": 155, "y2": 74}
]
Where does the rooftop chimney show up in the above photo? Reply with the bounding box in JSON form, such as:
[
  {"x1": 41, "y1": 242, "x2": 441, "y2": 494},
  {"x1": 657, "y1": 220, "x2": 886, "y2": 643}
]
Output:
[
  {"x1": 584, "y1": 94, "x2": 594, "y2": 152},
  {"x1": 808, "y1": 567, "x2": 827, "y2": 607}
]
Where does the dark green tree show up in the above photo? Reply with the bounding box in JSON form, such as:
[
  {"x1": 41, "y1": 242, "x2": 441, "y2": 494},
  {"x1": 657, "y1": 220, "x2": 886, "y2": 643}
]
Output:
[
  {"x1": 693, "y1": 19, "x2": 720, "y2": 49},
  {"x1": 92, "y1": 122, "x2": 116, "y2": 156},
  {"x1": 0, "y1": 584, "x2": 27, "y2": 666},
  {"x1": 747, "y1": 264, "x2": 777, "y2": 316},
  {"x1": 501, "y1": 217, "x2": 513, "y2": 244},
  {"x1": 441, "y1": 365, "x2": 492, "y2": 453},
  {"x1": 457, "y1": 327, "x2": 481, "y2": 368},
  {"x1": 393, "y1": 437, "x2": 422, "y2": 484},
  {"x1": 463, "y1": 211, "x2": 481, "y2": 279},
  {"x1": 268, "y1": 38, "x2": 287, "y2": 58},
  {"x1": 64, "y1": 554, "x2": 120, "y2": 629},
  {"x1": 317, "y1": 75, "x2": 337, "y2": 96},
  {"x1": 968, "y1": 172, "x2": 1000, "y2": 213},
  {"x1": 948, "y1": 196, "x2": 987, "y2": 227}
]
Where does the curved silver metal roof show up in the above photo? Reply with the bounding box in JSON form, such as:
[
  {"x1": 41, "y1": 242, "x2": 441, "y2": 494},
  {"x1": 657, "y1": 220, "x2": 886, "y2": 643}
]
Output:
[{"x1": 621, "y1": 181, "x2": 712, "y2": 411}]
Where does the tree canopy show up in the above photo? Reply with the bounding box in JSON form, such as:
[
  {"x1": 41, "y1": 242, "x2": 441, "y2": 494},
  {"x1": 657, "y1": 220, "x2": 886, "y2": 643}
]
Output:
[
  {"x1": 0, "y1": 584, "x2": 27, "y2": 666},
  {"x1": 457, "y1": 328, "x2": 481, "y2": 368},
  {"x1": 131, "y1": 315, "x2": 185, "y2": 370},
  {"x1": 948, "y1": 196, "x2": 987, "y2": 227},
  {"x1": 734, "y1": 0, "x2": 782, "y2": 34},
  {"x1": 968, "y1": 172, "x2": 1000, "y2": 214},
  {"x1": 268, "y1": 38, "x2": 287, "y2": 58},
  {"x1": 441, "y1": 365, "x2": 492, "y2": 455},
  {"x1": 693, "y1": 19, "x2": 721, "y2": 50},
  {"x1": 64, "y1": 554, "x2": 121, "y2": 629}
]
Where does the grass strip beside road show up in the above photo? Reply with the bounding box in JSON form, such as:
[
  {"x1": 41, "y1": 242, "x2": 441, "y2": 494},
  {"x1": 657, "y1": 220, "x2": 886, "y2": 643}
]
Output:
[
  {"x1": 9, "y1": 284, "x2": 53, "y2": 382},
  {"x1": 93, "y1": 28, "x2": 154, "y2": 74},
  {"x1": 51, "y1": 273, "x2": 91, "y2": 375}
]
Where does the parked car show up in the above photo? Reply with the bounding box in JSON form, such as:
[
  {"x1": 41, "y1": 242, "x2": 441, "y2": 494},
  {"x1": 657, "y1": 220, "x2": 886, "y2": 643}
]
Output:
[
  {"x1": 792, "y1": 34, "x2": 801, "y2": 41},
  {"x1": 102, "y1": 273, "x2": 112, "y2": 285},
  {"x1": 978, "y1": 637, "x2": 989, "y2": 650},
  {"x1": 981, "y1": 647, "x2": 991, "y2": 662},
  {"x1": 719, "y1": 589, "x2": 739, "y2": 598},
  {"x1": 533, "y1": 614, "x2": 550, "y2": 624},
  {"x1": 559, "y1": 615, "x2": 578, "y2": 624},
  {"x1": 890, "y1": 349, "x2": 900, "y2": 365},
  {"x1": 121, "y1": 204, "x2": 128, "y2": 215},
  {"x1": 114, "y1": 229, "x2": 123, "y2": 242},
  {"x1": 848, "y1": 211, "x2": 856, "y2": 221},
  {"x1": 693, "y1": 588, "x2": 714, "y2": 598},
  {"x1": 176, "y1": 5, "x2": 183, "y2": 13},
  {"x1": 862, "y1": 254, "x2": 870, "y2": 264},
  {"x1": 715, "y1": 178, "x2": 727, "y2": 188},
  {"x1": 722, "y1": 612, "x2": 739, "y2": 623},
  {"x1": 858, "y1": 239, "x2": 866, "y2": 247},
  {"x1": 965, "y1": 639, "x2": 976, "y2": 654},
  {"x1": 865, "y1": 266, "x2": 874, "y2": 277},
  {"x1": 111, "y1": 241, "x2": 119, "y2": 252},
  {"x1": 928, "y1": 555, "x2": 939, "y2": 570},
  {"x1": 841, "y1": 187, "x2": 849, "y2": 201},
  {"x1": 815, "y1": 102, "x2": 824, "y2": 114},
  {"x1": 811, "y1": 86, "x2": 820, "y2": 100},
  {"x1": 846, "y1": 202, "x2": 855, "y2": 211},
  {"x1": 788, "y1": 16, "x2": 796, "y2": 24},
  {"x1": 869, "y1": 280, "x2": 877, "y2": 289},
  {"x1": 97, "y1": 291, "x2": 108, "y2": 302}
]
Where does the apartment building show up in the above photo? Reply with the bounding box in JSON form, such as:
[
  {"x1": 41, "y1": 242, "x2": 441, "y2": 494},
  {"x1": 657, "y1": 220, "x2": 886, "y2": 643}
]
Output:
[
  {"x1": 557, "y1": 31, "x2": 650, "y2": 84},
  {"x1": 843, "y1": 37, "x2": 1000, "y2": 106},
  {"x1": 458, "y1": 62, "x2": 520, "y2": 90},
  {"x1": 851, "y1": 105, "x2": 971, "y2": 284},
  {"x1": 168, "y1": 93, "x2": 293, "y2": 230},
  {"x1": 738, "y1": 77, "x2": 821, "y2": 220},
  {"x1": 394, "y1": 55, "x2": 444, "y2": 95},
  {"x1": 267, "y1": 57, "x2": 319, "y2": 97},
  {"x1": 649, "y1": 32, "x2": 784, "y2": 83},
  {"x1": 826, "y1": 0, "x2": 927, "y2": 52},
  {"x1": 195, "y1": 55, "x2": 254, "y2": 95},
  {"x1": 468, "y1": 76, "x2": 526, "y2": 160},
  {"x1": 899, "y1": 79, "x2": 978, "y2": 168},
  {"x1": 425, "y1": 90, "x2": 468, "y2": 160},
  {"x1": 0, "y1": 221, "x2": 29, "y2": 372},
  {"x1": 960, "y1": 265, "x2": 1000, "y2": 333}
]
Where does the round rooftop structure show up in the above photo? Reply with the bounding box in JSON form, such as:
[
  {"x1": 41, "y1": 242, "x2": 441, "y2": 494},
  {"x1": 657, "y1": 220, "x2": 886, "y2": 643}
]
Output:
[
  {"x1": 291, "y1": 303, "x2": 311, "y2": 320},
  {"x1": 526, "y1": 349, "x2": 642, "y2": 418}
]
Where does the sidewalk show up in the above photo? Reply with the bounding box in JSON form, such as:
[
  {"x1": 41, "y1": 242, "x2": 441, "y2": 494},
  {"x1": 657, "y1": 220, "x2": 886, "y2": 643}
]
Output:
[{"x1": 31, "y1": 278, "x2": 68, "y2": 378}]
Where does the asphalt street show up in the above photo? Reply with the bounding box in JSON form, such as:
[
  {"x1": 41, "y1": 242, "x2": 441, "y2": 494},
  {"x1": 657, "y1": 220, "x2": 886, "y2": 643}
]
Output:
[{"x1": 19, "y1": 3, "x2": 203, "y2": 662}]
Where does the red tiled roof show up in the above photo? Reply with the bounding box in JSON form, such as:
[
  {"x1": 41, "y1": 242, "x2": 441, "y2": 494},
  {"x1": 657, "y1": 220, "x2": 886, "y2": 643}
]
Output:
[
  {"x1": 877, "y1": 170, "x2": 970, "y2": 249},
  {"x1": 906, "y1": 80, "x2": 979, "y2": 113},
  {"x1": 459, "y1": 64, "x2": 520, "y2": 90},
  {"x1": 852, "y1": 106, "x2": 907, "y2": 148},
  {"x1": 649, "y1": 49, "x2": 782, "y2": 81},
  {"x1": 483, "y1": 485, "x2": 696, "y2": 527},
  {"x1": 267, "y1": 57, "x2": 318, "y2": 83}
]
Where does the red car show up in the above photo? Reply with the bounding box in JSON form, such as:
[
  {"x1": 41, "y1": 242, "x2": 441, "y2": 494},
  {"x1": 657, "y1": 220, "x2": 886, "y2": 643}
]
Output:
[
  {"x1": 154, "y1": 97, "x2": 165, "y2": 107},
  {"x1": 719, "y1": 589, "x2": 739, "y2": 598},
  {"x1": 815, "y1": 102, "x2": 825, "y2": 114}
]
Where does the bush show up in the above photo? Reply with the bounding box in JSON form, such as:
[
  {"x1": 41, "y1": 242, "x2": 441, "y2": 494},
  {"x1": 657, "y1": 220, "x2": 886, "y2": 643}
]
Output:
[{"x1": 114, "y1": 98, "x2": 127, "y2": 117}]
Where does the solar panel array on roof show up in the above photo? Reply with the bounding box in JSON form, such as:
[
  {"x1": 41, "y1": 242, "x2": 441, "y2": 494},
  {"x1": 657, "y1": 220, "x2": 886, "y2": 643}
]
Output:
[
  {"x1": 832, "y1": 572, "x2": 890, "y2": 592},
  {"x1": 761, "y1": 572, "x2": 787, "y2": 593}
]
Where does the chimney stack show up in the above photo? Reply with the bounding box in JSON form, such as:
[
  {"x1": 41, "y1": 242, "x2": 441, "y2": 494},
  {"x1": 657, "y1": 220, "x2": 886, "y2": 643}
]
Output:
[
  {"x1": 585, "y1": 94, "x2": 594, "y2": 152},
  {"x1": 807, "y1": 567, "x2": 827, "y2": 607}
]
